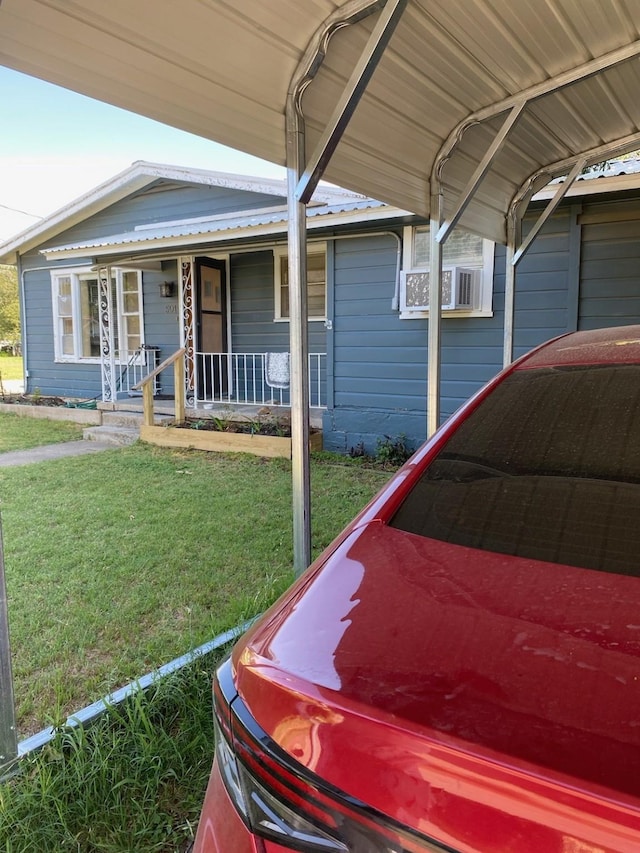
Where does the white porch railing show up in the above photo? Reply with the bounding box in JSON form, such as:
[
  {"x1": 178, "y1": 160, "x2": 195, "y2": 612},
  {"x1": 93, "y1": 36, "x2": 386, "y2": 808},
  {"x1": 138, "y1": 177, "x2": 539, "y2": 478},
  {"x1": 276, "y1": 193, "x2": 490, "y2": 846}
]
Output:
[
  {"x1": 117, "y1": 346, "x2": 161, "y2": 397},
  {"x1": 194, "y1": 352, "x2": 327, "y2": 409}
]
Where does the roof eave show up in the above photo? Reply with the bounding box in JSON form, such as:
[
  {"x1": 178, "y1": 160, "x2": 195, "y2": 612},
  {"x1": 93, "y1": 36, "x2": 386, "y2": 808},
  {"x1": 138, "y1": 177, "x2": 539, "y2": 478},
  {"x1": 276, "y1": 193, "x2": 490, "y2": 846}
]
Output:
[{"x1": 41, "y1": 205, "x2": 413, "y2": 262}]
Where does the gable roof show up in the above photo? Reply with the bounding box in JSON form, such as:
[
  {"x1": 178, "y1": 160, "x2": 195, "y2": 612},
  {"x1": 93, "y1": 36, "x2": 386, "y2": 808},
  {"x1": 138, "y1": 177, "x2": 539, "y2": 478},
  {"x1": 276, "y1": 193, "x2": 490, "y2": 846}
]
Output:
[{"x1": 0, "y1": 160, "x2": 362, "y2": 264}]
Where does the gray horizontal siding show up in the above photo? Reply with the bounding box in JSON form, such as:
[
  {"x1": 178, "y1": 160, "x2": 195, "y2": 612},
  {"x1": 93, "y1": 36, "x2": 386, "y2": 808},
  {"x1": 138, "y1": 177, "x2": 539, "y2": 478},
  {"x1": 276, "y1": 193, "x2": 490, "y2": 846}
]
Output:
[
  {"x1": 579, "y1": 199, "x2": 640, "y2": 329},
  {"x1": 230, "y1": 250, "x2": 326, "y2": 355},
  {"x1": 21, "y1": 183, "x2": 286, "y2": 267},
  {"x1": 326, "y1": 214, "x2": 574, "y2": 453}
]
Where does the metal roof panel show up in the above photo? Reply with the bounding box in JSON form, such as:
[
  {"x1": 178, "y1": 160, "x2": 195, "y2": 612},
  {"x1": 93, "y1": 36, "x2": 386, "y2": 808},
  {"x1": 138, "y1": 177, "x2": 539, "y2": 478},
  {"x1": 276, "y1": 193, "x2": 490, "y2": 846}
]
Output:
[{"x1": 2, "y1": 0, "x2": 640, "y2": 243}]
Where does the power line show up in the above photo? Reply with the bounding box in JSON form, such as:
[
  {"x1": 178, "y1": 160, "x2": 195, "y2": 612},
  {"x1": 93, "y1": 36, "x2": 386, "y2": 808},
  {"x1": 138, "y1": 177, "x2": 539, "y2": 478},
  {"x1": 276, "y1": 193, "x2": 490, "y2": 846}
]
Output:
[{"x1": 0, "y1": 202, "x2": 42, "y2": 220}]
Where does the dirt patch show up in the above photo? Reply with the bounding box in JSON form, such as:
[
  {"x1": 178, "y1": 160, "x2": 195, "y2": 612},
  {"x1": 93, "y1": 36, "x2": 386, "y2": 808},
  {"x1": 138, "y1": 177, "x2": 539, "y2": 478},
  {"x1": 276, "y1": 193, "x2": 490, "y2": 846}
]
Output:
[{"x1": 0, "y1": 393, "x2": 67, "y2": 407}]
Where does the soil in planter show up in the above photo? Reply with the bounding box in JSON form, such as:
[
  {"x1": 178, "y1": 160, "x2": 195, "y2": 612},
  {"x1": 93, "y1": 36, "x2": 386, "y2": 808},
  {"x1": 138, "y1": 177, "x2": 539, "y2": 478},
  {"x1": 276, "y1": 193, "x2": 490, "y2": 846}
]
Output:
[
  {"x1": 0, "y1": 393, "x2": 67, "y2": 407},
  {"x1": 178, "y1": 416, "x2": 293, "y2": 437}
]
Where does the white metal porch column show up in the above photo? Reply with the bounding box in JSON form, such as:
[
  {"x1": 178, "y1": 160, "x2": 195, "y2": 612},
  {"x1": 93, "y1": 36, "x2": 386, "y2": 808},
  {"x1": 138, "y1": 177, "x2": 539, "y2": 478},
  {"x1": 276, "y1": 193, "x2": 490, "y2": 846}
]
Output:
[{"x1": 98, "y1": 266, "x2": 117, "y2": 403}]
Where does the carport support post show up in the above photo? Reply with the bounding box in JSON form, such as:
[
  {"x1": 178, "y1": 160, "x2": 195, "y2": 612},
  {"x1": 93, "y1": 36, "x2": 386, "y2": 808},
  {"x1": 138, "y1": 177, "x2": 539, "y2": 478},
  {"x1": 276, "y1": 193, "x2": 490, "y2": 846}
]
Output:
[
  {"x1": 504, "y1": 215, "x2": 517, "y2": 367},
  {"x1": 427, "y1": 188, "x2": 444, "y2": 438},
  {"x1": 0, "y1": 517, "x2": 17, "y2": 770},
  {"x1": 287, "y1": 105, "x2": 312, "y2": 576}
]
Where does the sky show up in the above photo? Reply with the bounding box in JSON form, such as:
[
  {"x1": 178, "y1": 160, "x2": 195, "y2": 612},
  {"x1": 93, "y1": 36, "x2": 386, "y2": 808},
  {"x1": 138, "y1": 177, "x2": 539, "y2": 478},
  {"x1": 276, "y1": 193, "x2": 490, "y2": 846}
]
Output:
[{"x1": 0, "y1": 67, "x2": 285, "y2": 242}]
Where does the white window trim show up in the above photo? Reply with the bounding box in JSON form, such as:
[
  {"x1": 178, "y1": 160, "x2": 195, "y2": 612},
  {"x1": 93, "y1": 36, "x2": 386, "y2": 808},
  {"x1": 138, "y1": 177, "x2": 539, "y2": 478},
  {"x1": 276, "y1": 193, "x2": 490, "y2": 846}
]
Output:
[
  {"x1": 400, "y1": 225, "x2": 494, "y2": 319},
  {"x1": 273, "y1": 244, "x2": 327, "y2": 322},
  {"x1": 51, "y1": 266, "x2": 144, "y2": 363}
]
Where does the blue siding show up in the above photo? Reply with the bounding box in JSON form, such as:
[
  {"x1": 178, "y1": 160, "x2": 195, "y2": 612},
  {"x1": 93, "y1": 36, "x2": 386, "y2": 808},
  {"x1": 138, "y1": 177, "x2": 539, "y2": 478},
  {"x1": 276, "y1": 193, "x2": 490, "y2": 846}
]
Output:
[
  {"x1": 324, "y1": 212, "x2": 574, "y2": 454},
  {"x1": 230, "y1": 249, "x2": 326, "y2": 356},
  {"x1": 579, "y1": 199, "x2": 640, "y2": 329},
  {"x1": 25, "y1": 184, "x2": 285, "y2": 261},
  {"x1": 19, "y1": 183, "x2": 287, "y2": 398},
  {"x1": 20, "y1": 180, "x2": 640, "y2": 456}
]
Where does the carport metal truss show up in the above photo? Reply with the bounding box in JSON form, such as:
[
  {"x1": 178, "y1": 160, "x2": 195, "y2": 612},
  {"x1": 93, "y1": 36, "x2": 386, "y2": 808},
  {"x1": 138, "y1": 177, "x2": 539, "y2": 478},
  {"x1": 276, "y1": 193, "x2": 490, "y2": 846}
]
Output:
[{"x1": 285, "y1": 0, "x2": 640, "y2": 569}]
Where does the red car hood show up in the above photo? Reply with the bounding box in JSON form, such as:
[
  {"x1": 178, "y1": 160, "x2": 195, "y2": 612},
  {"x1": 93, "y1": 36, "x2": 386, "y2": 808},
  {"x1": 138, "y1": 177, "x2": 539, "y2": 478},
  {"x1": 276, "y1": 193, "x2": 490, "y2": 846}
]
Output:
[{"x1": 234, "y1": 521, "x2": 640, "y2": 849}]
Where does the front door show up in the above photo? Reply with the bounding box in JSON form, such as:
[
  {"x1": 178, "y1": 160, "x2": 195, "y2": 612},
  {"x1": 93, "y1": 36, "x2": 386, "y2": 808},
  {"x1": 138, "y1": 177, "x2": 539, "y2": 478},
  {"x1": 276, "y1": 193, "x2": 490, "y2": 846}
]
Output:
[{"x1": 196, "y1": 258, "x2": 227, "y2": 399}]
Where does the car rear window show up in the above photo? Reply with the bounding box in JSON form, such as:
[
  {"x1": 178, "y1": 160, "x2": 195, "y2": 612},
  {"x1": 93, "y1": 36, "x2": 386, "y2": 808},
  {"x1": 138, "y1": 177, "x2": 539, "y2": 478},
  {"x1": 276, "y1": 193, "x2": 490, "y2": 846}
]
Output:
[{"x1": 390, "y1": 364, "x2": 640, "y2": 576}]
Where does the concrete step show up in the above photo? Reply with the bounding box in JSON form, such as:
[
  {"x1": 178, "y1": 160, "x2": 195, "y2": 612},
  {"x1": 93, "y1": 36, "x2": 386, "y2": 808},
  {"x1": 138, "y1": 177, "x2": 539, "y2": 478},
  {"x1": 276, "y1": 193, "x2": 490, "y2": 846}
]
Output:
[
  {"x1": 101, "y1": 410, "x2": 173, "y2": 428},
  {"x1": 83, "y1": 425, "x2": 140, "y2": 446}
]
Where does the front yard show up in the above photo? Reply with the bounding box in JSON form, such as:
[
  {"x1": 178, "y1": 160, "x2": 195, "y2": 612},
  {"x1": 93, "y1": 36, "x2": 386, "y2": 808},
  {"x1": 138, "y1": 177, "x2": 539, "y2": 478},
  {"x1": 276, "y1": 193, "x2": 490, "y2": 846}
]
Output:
[
  {"x1": 0, "y1": 416, "x2": 394, "y2": 850},
  {"x1": 0, "y1": 435, "x2": 392, "y2": 737}
]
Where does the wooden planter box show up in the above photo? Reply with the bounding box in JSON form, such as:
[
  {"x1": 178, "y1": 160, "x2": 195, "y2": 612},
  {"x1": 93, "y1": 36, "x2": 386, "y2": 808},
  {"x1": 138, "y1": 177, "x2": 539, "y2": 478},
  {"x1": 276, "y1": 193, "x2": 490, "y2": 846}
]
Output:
[
  {"x1": 0, "y1": 401, "x2": 102, "y2": 425},
  {"x1": 140, "y1": 424, "x2": 322, "y2": 458}
]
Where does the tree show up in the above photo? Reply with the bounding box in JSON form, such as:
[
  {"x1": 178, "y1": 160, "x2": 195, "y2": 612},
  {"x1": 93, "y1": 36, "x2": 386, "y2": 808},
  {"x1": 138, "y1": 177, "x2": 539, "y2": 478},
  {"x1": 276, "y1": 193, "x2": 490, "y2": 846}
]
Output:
[{"x1": 0, "y1": 265, "x2": 19, "y2": 343}]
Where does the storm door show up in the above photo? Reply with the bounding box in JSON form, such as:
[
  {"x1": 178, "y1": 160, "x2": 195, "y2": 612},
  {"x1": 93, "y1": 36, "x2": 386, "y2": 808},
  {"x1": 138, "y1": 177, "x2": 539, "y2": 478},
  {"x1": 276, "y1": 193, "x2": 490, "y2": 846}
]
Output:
[{"x1": 196, "y1": 258, "x2": 227, "y2": 400}]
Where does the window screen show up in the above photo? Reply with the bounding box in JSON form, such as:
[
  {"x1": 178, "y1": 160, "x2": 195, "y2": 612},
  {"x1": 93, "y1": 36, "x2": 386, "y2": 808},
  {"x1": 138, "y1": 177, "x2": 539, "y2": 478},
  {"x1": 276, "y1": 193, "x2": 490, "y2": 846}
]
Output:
[{"x1": 391, "y1": 365, "x2": 640, "y2": 576}]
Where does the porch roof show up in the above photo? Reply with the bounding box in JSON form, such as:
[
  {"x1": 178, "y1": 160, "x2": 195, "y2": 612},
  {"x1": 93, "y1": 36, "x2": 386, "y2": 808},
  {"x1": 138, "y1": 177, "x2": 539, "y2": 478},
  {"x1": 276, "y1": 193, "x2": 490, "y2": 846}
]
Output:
[
  {"x1": 2, "y1": 1, "x2": 640, "y2": 247},
  {"x1": 41, "y1": 197, "x2": 400, "y2": 261}
]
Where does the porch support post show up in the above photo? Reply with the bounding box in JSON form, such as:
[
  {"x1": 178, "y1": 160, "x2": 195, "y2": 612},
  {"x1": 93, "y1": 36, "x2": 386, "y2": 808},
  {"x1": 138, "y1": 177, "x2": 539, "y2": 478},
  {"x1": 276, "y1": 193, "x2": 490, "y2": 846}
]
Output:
[
  {"x1": 0, "y1": 517, "x2": 17, "y2": 771},
  {"x1": 98, "y1": 266, "x2": 117, "y2": 403},
  {"x1": 179, "y1": 257, "x2": 196, "y2": 407}
]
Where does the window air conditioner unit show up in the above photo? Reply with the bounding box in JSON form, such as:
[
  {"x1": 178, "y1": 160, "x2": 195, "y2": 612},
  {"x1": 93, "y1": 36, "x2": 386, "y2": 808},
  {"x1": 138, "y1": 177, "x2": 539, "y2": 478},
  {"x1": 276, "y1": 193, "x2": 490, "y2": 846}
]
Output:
[{"x1": 400, "y1": 266, "x2": 478, "y2": 312}]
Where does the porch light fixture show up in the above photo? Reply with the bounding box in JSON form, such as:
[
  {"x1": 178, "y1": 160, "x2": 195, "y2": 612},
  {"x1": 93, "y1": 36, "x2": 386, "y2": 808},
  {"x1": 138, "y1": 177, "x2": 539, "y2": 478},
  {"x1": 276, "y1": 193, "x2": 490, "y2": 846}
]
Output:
[{"x1": 159, "y1": 281, "x2": 175, "y2": 298}]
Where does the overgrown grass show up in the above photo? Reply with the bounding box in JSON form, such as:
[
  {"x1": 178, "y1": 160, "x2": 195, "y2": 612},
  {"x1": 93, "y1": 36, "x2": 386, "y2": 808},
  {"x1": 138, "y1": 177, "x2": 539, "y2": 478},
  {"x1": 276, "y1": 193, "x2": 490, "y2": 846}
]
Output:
[
  {"x1": 0, "y1": 411, "x2": 84, "y2": 452},
  {"x1": 0, "y1": 443, "x2": 391, "y2": 736},
  {"x1": 0, "y1": 649, "x2": 225, "y2": 852},
  {"x1": 0, "y1": 354, "x2": 23, "y2": 382}
]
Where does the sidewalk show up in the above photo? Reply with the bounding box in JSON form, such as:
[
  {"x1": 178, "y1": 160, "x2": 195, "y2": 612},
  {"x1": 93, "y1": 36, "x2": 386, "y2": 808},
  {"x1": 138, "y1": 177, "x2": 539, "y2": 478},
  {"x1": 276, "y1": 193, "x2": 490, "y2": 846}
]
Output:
[
  {"x1": 1, "y1": 379, "x2": 117, "y2": 466},
  {"x1": 0, "y1": 441, "x2": 114, "y2": 468}
]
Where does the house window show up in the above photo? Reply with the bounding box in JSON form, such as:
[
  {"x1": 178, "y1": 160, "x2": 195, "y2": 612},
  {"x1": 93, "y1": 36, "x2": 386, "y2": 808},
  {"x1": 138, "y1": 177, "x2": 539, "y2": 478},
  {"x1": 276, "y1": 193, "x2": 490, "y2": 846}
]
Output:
[
  {"x1": 274, "y1": 246, "x2": 326, "y2": 320},
  {"x1": 400, "y1": 226, "x2": 494, "y2": 317},
  {"x1": 51, "y1": 268, "x2": 143, "y2": 362}
]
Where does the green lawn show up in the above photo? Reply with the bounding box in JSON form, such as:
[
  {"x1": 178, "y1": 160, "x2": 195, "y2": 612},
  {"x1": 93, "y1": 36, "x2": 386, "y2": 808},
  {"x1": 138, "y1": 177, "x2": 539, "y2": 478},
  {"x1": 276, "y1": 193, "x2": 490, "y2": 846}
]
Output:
[
  {"x1": 0, "y1": 443, "x2": 391, "y2": 737},
  {"x1": 0, "y1": 651, "x2": 224, "y2": 852},
  {"x1": 0, "y1": 354, "x2": 23, "y2": 381},
  {"x1": 0, "y1": 411, "x2": 83, "y2": 452}
]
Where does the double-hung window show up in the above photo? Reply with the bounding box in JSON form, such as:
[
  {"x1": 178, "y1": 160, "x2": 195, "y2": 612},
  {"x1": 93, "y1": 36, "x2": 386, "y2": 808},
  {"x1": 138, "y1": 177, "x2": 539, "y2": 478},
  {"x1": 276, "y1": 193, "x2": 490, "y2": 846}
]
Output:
[
  {"x1": 51, "y1": 268, "x2": 143, "y2": 362},
  {"x1": 400, "y1": 225, "x2": 494, "y2": 318},
  {"x1": 274, "y1": 245, "x2": 326, "y2": 321}
]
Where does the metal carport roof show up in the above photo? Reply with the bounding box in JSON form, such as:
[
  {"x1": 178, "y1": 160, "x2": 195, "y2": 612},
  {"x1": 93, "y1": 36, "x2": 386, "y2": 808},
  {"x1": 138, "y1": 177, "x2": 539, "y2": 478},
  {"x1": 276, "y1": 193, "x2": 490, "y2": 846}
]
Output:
[
  {"x1": 2, "y1": 0, "x2": 640, "y2": 571},
  {"x1": 2, "y1": 1, "x2": 640, "y2": 241}
]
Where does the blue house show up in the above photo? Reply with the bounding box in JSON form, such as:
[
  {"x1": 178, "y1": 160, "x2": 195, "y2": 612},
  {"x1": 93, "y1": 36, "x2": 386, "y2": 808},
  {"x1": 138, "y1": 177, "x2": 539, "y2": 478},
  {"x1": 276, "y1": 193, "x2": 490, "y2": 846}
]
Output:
[{"x1": 2, "y1": 160, "x2": 640, "y2": 454}]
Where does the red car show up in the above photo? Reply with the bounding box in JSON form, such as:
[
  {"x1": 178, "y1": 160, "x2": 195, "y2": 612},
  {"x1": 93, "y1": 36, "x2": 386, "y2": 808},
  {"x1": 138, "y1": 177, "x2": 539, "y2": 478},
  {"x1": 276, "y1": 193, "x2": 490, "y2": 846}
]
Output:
[{"x1": 193, "y1": 326, "x2": 640, "y2": 852}]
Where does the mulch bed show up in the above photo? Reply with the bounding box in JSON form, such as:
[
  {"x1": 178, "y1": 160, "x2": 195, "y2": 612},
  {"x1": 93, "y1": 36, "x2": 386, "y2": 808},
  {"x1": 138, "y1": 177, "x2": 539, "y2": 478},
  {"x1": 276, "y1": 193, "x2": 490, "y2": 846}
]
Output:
[{"x1": 0, "y1": 394, "x2": 67, "y2": 407}]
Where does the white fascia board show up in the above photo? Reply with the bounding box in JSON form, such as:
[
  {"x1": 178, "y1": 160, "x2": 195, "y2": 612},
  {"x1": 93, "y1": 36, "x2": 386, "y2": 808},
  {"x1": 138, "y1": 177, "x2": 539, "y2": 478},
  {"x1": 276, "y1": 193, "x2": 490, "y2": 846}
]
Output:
[
  {"x1": 0, "y1": 169, "x2": 159, "y2": 264},
  {"x1": 532, "y1": 172, "x2": 640, "y2": 202},
  {"x1": 0, "y1": 161, "x2": 361, "y2": 265},
  {"x1": 42, "y1": 206, "x2": 413, "y2": 261}
]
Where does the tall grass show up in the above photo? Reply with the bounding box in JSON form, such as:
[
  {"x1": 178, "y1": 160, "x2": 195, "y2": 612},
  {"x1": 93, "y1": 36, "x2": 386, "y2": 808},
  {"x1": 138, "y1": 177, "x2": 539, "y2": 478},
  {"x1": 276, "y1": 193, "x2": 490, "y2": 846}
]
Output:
[{"x1": 0, "y1": 650, "x2": 225, "y2": 852}]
